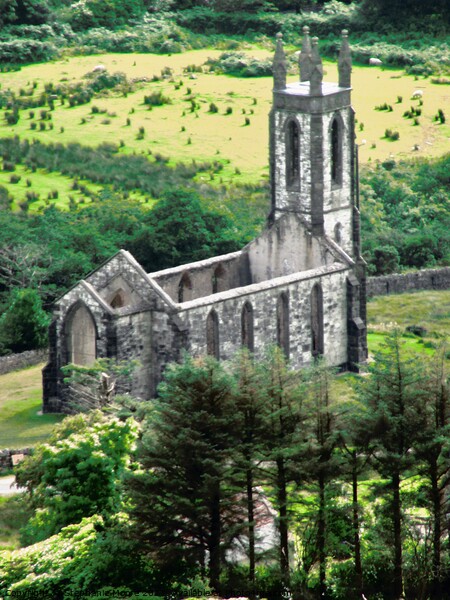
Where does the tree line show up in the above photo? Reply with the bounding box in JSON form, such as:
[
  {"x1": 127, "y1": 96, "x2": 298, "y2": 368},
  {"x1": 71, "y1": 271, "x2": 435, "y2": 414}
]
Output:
[{"x1": 3, "y1": 334, "x2": 449, "y2": 599}]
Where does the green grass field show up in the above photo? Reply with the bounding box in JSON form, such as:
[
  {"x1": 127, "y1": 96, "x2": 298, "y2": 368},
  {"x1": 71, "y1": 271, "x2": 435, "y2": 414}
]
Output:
[
  {"x1": 0, "y1": 365, "x2": 63, "y2": 450},
  {"x1": 1, "y1": 49, "x2": 448, "y2": 208}
]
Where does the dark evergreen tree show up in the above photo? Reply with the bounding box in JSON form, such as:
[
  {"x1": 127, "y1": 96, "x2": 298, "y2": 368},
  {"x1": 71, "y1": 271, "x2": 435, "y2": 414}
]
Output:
[
  {"x1": 356, "y1": 330, "x2": 428, "y2": 599},
  {"x1": 415, "y1": 346, "x2": 450, "y2": 598},
  {"x1": 126, "y1": 355, "x2": 240, "y2": 592}
]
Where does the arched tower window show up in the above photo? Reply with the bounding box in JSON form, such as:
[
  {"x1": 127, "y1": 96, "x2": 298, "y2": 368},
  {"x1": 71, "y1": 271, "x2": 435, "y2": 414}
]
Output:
[
  {"x1": 178, "y1": 272, "x2": 192, "y2": 303},
  {"x1": 331, "y1": 117, "x2": 342, "y2": 186},
  {"x1": 110, "y1": 289, "x2": 126, "y2": 309},
  {"x1": 334, "y1": 222, "x2": 342, "y2": 244},
  {"x1": 212, "y1": 263, "x2": 227, "y2": 294},
  {"x1": 311, "y1": 283, "x2": 324, "y2": 358},
  {"x1": 65, "y1": 303, "x2": 96, "y2": 366},
  {"x1": 276, "y1": 293, "x2": 289, "y2": 358},
  {"x1": 241, "y1": 301, "x2": 254, "y2": 352},
  {"x1": 206, "y1": 309, "x2": 220, "y2": 359},
  {"x1": 286, "y1": 120, "x2": 300, "y2": 189}
]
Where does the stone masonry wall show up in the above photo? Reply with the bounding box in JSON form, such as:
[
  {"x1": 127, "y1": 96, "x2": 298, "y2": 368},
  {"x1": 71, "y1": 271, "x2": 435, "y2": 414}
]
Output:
[
  {"x1": 367, "y1": 267, "x2": 450, "y2": 297},
  {"x1": 179, "y1": 264, "x2": 350, "y2": 370},
  {"x1": 0, "y1": 349, "x2": 47, "y2": 376}
]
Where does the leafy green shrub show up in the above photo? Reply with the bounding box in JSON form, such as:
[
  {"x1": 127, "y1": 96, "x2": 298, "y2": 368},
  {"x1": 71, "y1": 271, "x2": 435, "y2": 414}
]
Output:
[
  {"x1": 0, "y1": 39, "x2": 58, "y2": 64},
  {"x1": 207, "y1": 51, "x2": 272, "y2": 77},
  {"x1": 209, "y1": 102, "x2": 218, "y2": 113},
  {"x1": 0, "y1": 288, "x2": 49, "y2": 355},
  {"x1": 69, "y1": 0, "x2": 146, "y2": 31},
  {"x1": 384, "y1": 128, "x2": 399, "y2": 140},
  {"x1": 9, "y1": 174, "x2": 21, "y2": 184},
  {"x1": 143, "y1": 90, "x2": 172, "y2": 106}
]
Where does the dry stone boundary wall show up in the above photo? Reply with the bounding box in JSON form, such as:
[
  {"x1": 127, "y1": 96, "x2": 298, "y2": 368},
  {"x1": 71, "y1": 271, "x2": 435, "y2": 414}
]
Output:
[
  {"x1": 0, "y1": 349, "x2": 47, "y2": 376},
  {"x1": 367, "y1": 267, "x2": 450, "y2": 297}
]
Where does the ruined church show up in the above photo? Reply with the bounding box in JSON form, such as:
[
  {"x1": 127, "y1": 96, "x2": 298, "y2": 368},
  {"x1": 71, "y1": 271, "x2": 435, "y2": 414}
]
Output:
[{"x1": 43, "y1": 29, "x2": 367, "y2": 412}]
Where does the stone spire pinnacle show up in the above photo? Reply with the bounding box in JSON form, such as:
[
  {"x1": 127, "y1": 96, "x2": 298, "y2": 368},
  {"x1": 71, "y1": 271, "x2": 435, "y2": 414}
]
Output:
[
  {"x1": 338, "y1": 29, "x2": 352, "y2": 88},
  {"x1": 273, "y1": 32, "x2": 287, "y2": 91},
  {"x1": 309, "y1": 36, "x2": 323, "y2": 95},
  {"x1": 299, "y1": 25, "x2": 312, "y2": 82}
]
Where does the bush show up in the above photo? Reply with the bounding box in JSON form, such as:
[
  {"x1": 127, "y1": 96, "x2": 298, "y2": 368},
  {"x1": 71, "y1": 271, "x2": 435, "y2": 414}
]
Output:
[
  {"x1": 0, "y1": 288, "x2": 49, "y2": 355},
  {"x1": 143, "y1": 91, "x2": 172, "y2": 106}
]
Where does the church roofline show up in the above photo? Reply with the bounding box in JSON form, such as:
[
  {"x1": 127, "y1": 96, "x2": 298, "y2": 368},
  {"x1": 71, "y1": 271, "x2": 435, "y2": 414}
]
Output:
[
  {"x1": 79, "y1": 281, "x2": 115, "y2": 315},
  {"x1": 148, "y1": 249, "x2": 244, "y2": 278},
  {"x1": 176, "y1": 261, "x2": 348, "y2": 310}
]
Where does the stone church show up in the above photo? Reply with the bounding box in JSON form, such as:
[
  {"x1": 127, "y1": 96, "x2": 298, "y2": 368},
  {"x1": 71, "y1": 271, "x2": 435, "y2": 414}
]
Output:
[{"x1": 43, "y1": 29, "x2": 368, "y2": 412}]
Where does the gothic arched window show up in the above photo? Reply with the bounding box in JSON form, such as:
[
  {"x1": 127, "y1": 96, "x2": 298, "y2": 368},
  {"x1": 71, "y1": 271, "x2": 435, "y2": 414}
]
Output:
[
  {"x1": 311, "y1": 283, "x2": 324, "y2": 358},
  {"x1": 178, "y1": 272, "x2": 193, "y2": 303},
  {"x1": 212, "y1": 263, "x2": 227, "y2": 294},
  {"x1": 276, "y1": 293, "x2": 289, "y2": 358},
  {"x1": 331, "y1": 117, "x2": 342, "y2": 186},
  {"x1": 241, "y1": 301, "x2": 254, "y2": 352},
  {"x1": 206, "y1": 309, "x2": 220, "y2": 359},
  {"x1": 286, "y1": 120, "x2": 300, "y2": 189},
  {"x1": 65, "y1": 303, "x2": 97, "y2": 366}
]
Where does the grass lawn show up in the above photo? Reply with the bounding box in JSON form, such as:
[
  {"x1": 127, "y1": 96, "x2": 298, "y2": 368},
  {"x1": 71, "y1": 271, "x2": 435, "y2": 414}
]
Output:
[
  {"x1": 0, "y1": 49, "x2": 448, "y2": 207},
  {"x1": 0, "y1": 364, "x2": 63, "y2": 450}
]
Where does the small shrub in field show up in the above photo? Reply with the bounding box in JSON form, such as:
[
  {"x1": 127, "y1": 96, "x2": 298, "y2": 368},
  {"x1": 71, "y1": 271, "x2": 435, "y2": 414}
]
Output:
[
  {"x1": 235, "y1": 167, "x2": 241, "y2": 175},
  {"x1": 5, "y1": 110, "x2": 19, "y2": 125},
  {"x1": 91, "y1": 105, "x2": 100, "y2": 114},
  {"x1": 359, "y1": 122, "x2": 364, "y2": 131},
  {"x1": 375, "y1": 102, "x2": 389, "y2": 111},
  {"x1": 436, "y1": 109, "x2": 445, "y2": 124},
  {"x1": 126, "y1": 117, "x2": 131, "y2": 126},
  {"x1": 225, "y1": 106, "x2": 233, "y2": 115},
  {"x1": 209, "y1": 103, "x2": 218, "y2": 113},
  {"x1": 244, "y1": 117, "x2": 250, "y2": 126},
  {"x1": 119, "y1": 140, "x2": 125, "y2": 147},
  {"x1": 28, "y1": 110, "x2": 35, "y2": 119},
  {"x1": 2, "y1": 161, "x2": 15, "y2": 172},
  {"x1": 30, "y1": 121, "x2": 37, "y2": 130},
  {"x1": 60, "y1": 126, "x2": 64, "y2": 133},
  {"x1": 385, "y1": 128, "x2": 399, "y2": 140},
  {"x1": 397, "y1": 96, "x2": 403, "y2": 103},
  {"x1": 9, "y1": 174, "x2": 21, "y2": 184},
  {"x1": 26, "y1": 191, "x2": 39, "y2": 202},
  {"x1": 101, "y1": 119, "x2": 111, "y2": 125},
  {"x1": 81, "y1": 118, "x2": 86, "y2": 124},
  {"x1": 413, "y1": 117, "x2": 420, "y2": 126},
  {"x1": 136, "y1": 126, "x2": 145, "y2": 140},
  {"x1": 181, "y1": 125, "x2": 186, "y2": 132},
  {"x1": 40, "y1": 110, "x2": 47, "y2": 120},
  {"x1": 187, "y1": 136, "x2": 192, "y2": 145},
  {"x1": 186, "y1": 87, "x2": 191, "y2": 95},
  {"x1": 39, "y1": 122, "x2": 46, "y2": 131},
  {"x1": 144, "y1": 91, "x2": 172, "y2": 106},
  {"x1": 49, "y1": 123, "x2": 53, "y2": 130},
  {"x1": 253, "y1": 98, "x2": 257, "y2": 105},
  {"x1": 26, "y1": 179, "x2": 31, "y2": 187}
]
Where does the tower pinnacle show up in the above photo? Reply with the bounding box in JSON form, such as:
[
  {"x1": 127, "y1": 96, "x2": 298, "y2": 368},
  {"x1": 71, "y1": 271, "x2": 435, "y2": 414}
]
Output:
[
  {"x1": 310, "y1": 37, "x2": 323, "y2": 95},
  {"x1": 299, "y1": 25, "x2": 312, "y2": 82},
  {"x1": 338, "y1": 29, "x2": 352, "y2": 88},
  {"x1": 273, "y1": 32, "x2": 287, "y2": 91}
]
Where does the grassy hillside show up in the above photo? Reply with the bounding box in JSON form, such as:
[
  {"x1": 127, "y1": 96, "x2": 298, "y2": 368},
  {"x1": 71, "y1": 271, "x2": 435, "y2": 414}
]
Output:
[{"x1": 0, "y1": 49, "x2": 448, "y2": 206}]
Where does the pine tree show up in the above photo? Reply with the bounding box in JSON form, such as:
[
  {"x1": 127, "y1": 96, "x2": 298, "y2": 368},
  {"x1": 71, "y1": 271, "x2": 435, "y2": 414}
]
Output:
[
  {"x1": 126, "y1": 355, "x2": 240, "y2": 592},
  {"x1": 356, "y1": 330, "x2": 428, "y2": 599}
]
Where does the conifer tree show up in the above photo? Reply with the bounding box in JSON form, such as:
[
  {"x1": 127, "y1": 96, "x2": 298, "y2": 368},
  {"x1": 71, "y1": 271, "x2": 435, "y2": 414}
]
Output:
[
  {"x1": 415, "y1": 346, "x2": 450, "y2": 598},
  {"x1": 126, "y1": 355, "x2": 239, "y2": 592},
  {"x1": 356, "y1": 330, "x2": 428, "y2": 599}
]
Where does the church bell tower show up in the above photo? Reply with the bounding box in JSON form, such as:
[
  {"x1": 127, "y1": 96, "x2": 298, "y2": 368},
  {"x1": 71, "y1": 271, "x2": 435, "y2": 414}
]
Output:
[{"x1": 269, "y1": 29, "x2": 359, "y2": 259}]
